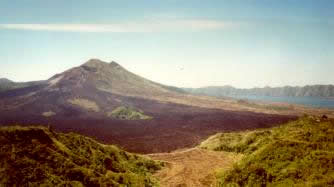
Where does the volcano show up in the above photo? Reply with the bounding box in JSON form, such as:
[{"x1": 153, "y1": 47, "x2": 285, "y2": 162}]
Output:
[{"x1": 0, "y1": 59, "x2": 295, "y2": 153}]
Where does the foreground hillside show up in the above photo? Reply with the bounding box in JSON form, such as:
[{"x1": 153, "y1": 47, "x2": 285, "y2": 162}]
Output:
[
  {"x1": 200, "y1": 116, "x2": 334, "y2": 186},
  {"x1": 1, "y1": 117, "x2": 333, "y2": 186},
  {"x1": 0, "y1": 126, "x2": 162, "y2": 186}
]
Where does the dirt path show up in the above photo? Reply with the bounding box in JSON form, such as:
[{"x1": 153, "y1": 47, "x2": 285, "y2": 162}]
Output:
[{"x1": 148, "y1": 148, "x2": 243, "y2": 187}]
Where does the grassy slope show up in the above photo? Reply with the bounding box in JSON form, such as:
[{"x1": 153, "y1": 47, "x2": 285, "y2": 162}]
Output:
[
  {"x1": 0, "y1": 126, "x2": 162, "y2": 186},
  {"x1": 200, "y1": 116, "x2": 334, "y2": 186},
  {"x1": 109, "y1": 106, "x2": 153, "y2": 120}
]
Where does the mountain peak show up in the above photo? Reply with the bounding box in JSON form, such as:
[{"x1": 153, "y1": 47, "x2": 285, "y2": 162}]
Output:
[
  {"x1": 81, "y1": 59, "x2": 122, "y2": 69},
  {"x1": 43, "y1": 57, "x2": 179, "y2": 106},
  {"x1": 82, "y1": 58, "x2": 107, "y2": 67},
  {"x1": 109, "y1": 60, "x2": 121, "y2": 67}
]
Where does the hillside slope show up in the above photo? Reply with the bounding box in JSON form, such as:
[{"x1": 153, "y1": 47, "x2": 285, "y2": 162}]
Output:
[
  {"x1": 0, "y1": 126, "x2": 162, "y2": 186},
  {"x1": 200, "y1": 116, "x2": 334, "y2": 186}
]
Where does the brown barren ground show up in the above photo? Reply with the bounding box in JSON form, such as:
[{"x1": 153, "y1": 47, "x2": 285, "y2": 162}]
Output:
[{"x1": 148, "y1": 148, "x2": 243, "y2": 187}]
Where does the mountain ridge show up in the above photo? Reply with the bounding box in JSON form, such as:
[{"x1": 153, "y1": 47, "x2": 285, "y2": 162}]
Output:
[
  {"x1": 184, "y1": 84, "x2": 334, "y2": 97},
  {"x1": 2, "y1": 59, "x2": 332, "y2": 97},
  {"x1": 0, "y1": 78, "x2": 13, "y2": 83},
  {"x1": 0, "y1": 78, "x2": 45, "y2": 92}
]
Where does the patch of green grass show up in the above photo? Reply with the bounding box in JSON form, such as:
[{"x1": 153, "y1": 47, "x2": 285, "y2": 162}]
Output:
[
  {"x1": 200, "y1": 129, "x2": 272, "y2": 155},
  {"x1": 68, "y1": 98, "x2": 100, "y2": 112},
  {"x1": 202, "y1": 116, "x2": 334, "y2": 186},
  {"x1": 0, "y1": 126, "x2": 162, "y2": 186},
  {"x1": 42, "y1": 111, "x2": 56, "y2": 117},
  {"x1": 109, "y1": 106, "x2": 153, "y2": 120}
]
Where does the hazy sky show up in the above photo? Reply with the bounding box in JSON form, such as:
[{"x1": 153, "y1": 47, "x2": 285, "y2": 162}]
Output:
[{"x1": 0, "y1": 0, "x2": 333, "y2": 88}]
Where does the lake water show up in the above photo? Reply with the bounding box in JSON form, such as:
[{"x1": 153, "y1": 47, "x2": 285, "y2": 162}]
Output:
[{"x1": 229, "y1": 95, "x2": 334, "y2": 109}]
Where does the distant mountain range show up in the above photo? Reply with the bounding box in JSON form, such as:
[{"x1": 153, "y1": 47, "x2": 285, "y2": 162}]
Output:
[
  {"x1": 0, "y1": 78, "x2": 45, "y2": 92},
  {"x1": 184, "y1": 85, "x2": 334, "y2": 98}
]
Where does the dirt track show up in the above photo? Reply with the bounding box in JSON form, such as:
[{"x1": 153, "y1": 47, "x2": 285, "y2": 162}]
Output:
[{"x1": 148, "y1": 148, "x2": 243, "y2": 187}]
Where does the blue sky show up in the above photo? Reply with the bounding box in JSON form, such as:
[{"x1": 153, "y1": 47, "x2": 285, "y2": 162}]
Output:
[{"x1": 0, "y1": 0, "x2": 333, "y2": 88}]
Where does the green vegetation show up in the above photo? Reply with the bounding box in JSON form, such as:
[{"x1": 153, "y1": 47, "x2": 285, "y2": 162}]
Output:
[
  {"x1": 42, "y1": 111, "x2": 56, "y2": 117},
  {"x1": 109, "y1": 106, "x2": 153, "y2": 120},
  {"x1": 200, "y1": 129, "x2": 272, "y2": 155},
  {"x1": 201, "y1": 116, "x2": 334, "y2": 186},
  {"x1": 0, "y1": 126, "x2": 162, "y2": 186},
  {"x1": 68, "y1": 98, "x2": 100, "y2": 112}
]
